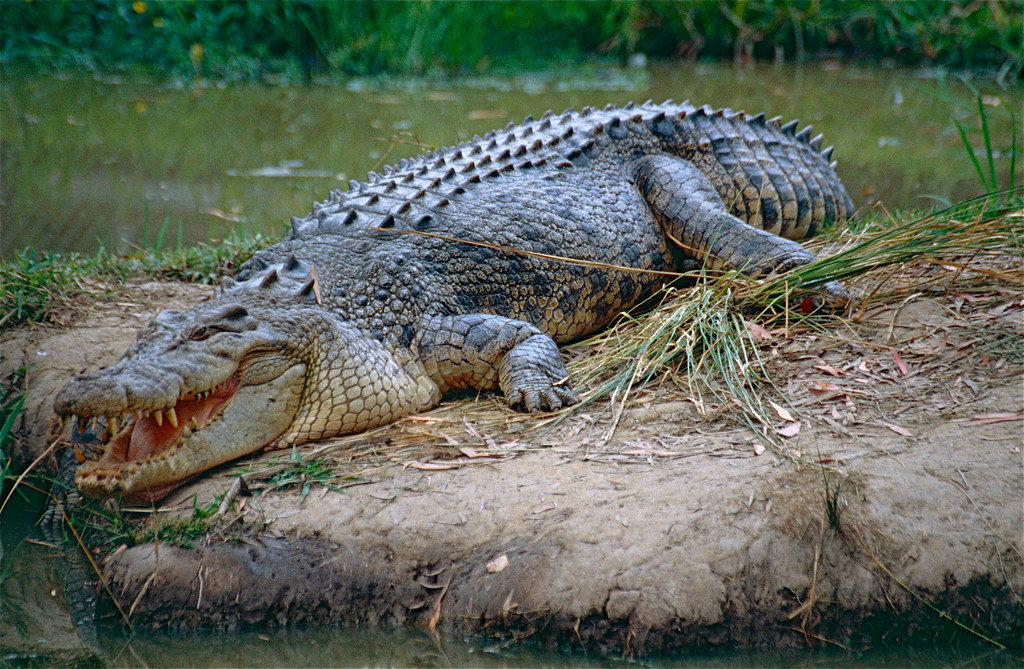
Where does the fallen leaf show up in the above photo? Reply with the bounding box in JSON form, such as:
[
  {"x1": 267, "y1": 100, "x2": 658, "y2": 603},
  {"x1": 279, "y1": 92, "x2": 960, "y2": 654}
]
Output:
[
  {"x1": 891, "y1": 350, "x2": 909, "y2": 376},
  {"x1": 458, "y1": 447, "x2": 504, "y2": 459},
  {"x1": 813, "y1": 363, "x2": 847, "y2": 377},
  {"x1": 969, "y1": 412, "x2": 1023, "y2": 425},
  {"x1": 753, "y1": 443, "x2": 766, "y2": 456},
  {"x1": 808, "y1": 380, "x2": 842, "y2": 393},
  {"x1": 857, "y1": 360, "x2": 870, "y2": 373},
  {"x1": 406, "y1": 461, "x2": 458, "y2": 471},
  {"x1": 747, "y1": 320, "x2": 773, "y2": 341},
  {"x1": 778, "y1": 421, "x2": 801, "y2": 438},
  {"x1": 885, "y1": 424, "x2": 915, "y2": 437},
  {"x1": 486, "y1": 555, "x2": 509, "y2": 573},
  {"x1": 951, "y1": 291, "x2": 986, "y2": 303},
  {"x1": 769, "y1": 401, "x2": 795, "y2": 422}
]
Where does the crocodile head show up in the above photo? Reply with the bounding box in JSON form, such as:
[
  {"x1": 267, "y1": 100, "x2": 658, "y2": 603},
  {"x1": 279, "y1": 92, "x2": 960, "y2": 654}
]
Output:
[{"x1": 54, "y1": 282, "x2": 436, "y2": 502}]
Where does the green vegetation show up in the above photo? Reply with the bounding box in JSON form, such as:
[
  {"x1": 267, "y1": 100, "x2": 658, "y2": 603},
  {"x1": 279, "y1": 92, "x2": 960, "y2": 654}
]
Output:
[
  {"x1": 1, "y1": 1, "x2": 1019, "y2": 80},
  {"x1": 58, "y1": 491, "x2": 222, "y2": 550},
  {"x1": 0, "y1": 367, "x2": 28, "y2": 501},
  {"x1": 137, "y1": 496, "x2": 222, "y2": 548},
  {"x1": 241, "y1": 447, "x2": 368, "y2": 502},
  {"x1": 955, "y1": 93, "x2": 1019, "y2": 192},
  {"x1": 0, "y1": 228, "x2": 274, "y2": 331}
]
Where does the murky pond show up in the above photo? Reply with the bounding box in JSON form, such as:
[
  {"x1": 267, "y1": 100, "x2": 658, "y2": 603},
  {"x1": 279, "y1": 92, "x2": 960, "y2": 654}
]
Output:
[{"x1": 1, "y1": 63, "x2": 1019, "y2": 257}]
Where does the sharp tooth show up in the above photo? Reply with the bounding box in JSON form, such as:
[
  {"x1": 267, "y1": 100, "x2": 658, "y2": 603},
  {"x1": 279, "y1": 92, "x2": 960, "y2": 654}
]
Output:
[
  {"x1": 74, "y1": 444, "x2": 86, "y2": 464},
  {"x1": 89, "y1": 417, "x2": 99, "y2": 433},
  {"x1": 154, "y1": 411, "x2": 163, "y2": 426},
  {"x1": 190, "y1": 416, "x2": 199, "y2": 429},
  {"x1": 105, "y1": 416, "x2": 117, "y2": 441},
  {"x1": 77, "y1": 416, "x2": 88, "y2": 434},
  {"x1": 166, "y1": 408, "x2": 178, "y2": 428},
  {"x1": 181, "y1": 425, "x2": 192, "y2": 439}
]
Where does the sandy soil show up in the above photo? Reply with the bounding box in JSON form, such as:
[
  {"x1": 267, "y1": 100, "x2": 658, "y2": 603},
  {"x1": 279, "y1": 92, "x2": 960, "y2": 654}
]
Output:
[{"x1": 2, "y1": 270, "x2": 1021, "y2": 655}]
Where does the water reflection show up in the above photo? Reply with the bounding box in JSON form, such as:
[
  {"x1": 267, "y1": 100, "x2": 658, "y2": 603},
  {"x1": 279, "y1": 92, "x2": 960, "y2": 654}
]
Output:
[{"x1": 1, "y1": 64, "x2": 1018, "y2": 257}]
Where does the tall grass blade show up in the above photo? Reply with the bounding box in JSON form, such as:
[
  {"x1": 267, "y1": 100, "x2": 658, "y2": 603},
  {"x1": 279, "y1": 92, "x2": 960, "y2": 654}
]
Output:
[
  {"x1": 1008, "y1": 102, "x2": 1018, "y2": 189},
  {"x1": 0, "y1": 393, "x2": 25, "y2": 501},
  {"x1": 154, "y1": 217, "x2": 170, "y2": 252},
  {"x1": 954, "y1": 115, "x2": 992, "y2": 191},
  {"x1": 978, "y1": 94, "x2": 997, "y2": 190}
]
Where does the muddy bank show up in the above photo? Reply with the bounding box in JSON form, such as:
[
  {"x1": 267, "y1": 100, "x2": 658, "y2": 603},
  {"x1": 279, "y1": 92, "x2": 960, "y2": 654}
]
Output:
[
  {"x1": 2, "y1": 278, "x2": 1022, "y2": 654},
  {"x1": 104, "y1": 426, "x2": 1021, "y2": 652}
]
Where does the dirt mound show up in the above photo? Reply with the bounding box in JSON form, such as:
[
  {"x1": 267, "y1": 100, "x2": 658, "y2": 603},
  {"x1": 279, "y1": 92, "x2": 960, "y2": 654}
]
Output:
[{"x1": 2, "y1": 275, "x2": 1021, "y2": 654}]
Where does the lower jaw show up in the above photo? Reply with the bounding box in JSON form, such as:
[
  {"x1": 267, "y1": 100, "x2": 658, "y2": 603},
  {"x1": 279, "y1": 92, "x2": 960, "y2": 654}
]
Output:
[
  {"x1": 76, "y1": 465, "x2": 181, "y2": 503},
  {"x1": 126, "y1": 480, "x2": 184, "y2": 504}
]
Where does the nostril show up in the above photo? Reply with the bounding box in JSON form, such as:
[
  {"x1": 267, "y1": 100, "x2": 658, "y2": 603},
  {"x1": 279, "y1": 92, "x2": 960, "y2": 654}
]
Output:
[{"x1": 221, "y1": 305, "x2": 249, "y2": 320}]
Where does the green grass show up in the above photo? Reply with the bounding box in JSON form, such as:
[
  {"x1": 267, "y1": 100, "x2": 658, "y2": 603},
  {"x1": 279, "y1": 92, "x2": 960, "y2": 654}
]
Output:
[
  {"x1": 0, "y1": 367, "x2": 28, "y2": 503},
  {"x1": 1, "y1": 1, "x2": 1019, "y2": 80},
  {"x1": 954, "y1": 92, "x2": 1019, "y2": 193},
  {"x1": 240, "y1": 447, "x2": 368, "y2": 503},
  {"x1": 136, "y1": 496, "x2": 221, "y2": 548},
  {"x1": 0, "y1": 226, "x2": 274, "y2": 331},
  {"x1": 56, "y1": 484, "x2": 224, "y2": 550}
]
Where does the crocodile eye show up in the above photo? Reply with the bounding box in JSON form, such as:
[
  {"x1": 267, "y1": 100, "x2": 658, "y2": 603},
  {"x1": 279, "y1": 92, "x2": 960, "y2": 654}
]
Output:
[{"x1": 189, "y1": 326, "x2": 211, "y2": 341}]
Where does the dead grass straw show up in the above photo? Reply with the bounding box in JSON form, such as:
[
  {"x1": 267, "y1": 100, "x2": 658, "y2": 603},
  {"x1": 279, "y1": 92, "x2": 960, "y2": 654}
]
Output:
[{"x1": 553, "y1": 188, "x2": 1023, "y2": 458}]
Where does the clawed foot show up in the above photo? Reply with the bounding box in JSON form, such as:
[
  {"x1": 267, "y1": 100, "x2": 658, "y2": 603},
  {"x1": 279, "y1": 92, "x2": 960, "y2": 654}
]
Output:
[
  {"x1": 505, "y1": 375, "x2": 578, "y2": 413},
  {"x1": 499, "y1": 333, "x2": 579, "y2": 413}
]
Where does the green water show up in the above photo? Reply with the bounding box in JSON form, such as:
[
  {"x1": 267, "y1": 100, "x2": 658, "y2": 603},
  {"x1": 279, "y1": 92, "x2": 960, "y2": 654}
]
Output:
[{"x1": 1, "y1": 63, "x2": 1019, "y2": 257}]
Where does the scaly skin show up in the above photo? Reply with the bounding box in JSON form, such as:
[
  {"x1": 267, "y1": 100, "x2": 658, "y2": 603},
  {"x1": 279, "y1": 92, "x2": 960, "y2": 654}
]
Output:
[{"x1": 55, "y1": 100, "x2": 854, "y2": 501}]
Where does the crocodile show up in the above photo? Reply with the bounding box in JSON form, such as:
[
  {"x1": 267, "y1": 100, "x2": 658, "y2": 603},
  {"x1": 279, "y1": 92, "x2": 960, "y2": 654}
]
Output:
[{"x1": 54, "y1": 100, "x2": 854, "y2": 502}]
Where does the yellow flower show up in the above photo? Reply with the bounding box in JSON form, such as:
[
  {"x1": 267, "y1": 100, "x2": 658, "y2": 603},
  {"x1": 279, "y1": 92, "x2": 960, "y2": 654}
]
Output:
[
  {"x1": 134, "y1": 101, "x2": 148, "y2": 114},
  {"x1": 133, "y1": 1, "x2": 146, "y2": 13},
  {"x1": 153, "y1": 17, "x2": 164, "y2": 28},
  {"x1": 190, "y1": 44, "x2": 204, "y2": 60}
]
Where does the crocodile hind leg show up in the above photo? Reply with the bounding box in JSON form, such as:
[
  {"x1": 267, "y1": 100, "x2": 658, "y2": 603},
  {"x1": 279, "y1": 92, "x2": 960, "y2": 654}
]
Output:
[
  {"x1": 413, "y1": 314, "x2": 578, "y2": 413},
  {"x1": 633, "y1": 154, "x2": 848, "y2": 299}
]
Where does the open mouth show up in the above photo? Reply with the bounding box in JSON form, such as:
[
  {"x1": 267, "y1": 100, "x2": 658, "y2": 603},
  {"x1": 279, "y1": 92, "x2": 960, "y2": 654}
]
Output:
[{"x1": 70, "y1": 375, "x2": 240, "y2": 488}]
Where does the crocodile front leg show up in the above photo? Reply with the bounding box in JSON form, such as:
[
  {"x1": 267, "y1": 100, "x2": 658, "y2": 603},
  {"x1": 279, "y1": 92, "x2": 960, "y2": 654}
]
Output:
[
  {"x1": 633, "y1": 154, "x2": 848, "y2": 298},
  {"x1": 413, "y1": 314, "x2": 578, "y2": 413}
]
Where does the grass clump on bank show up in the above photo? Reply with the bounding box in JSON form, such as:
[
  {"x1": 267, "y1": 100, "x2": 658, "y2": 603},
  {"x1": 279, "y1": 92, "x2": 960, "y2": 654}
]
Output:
[
  {"x1": 1, "y1": 1, "x2": 1019, "y2": 80},
  {"x1": 0, "y1": 228, "x2": 275, "y2": 331},
  {"x1": 565, "y1": 187, "x2": 1023, "y2": 459}
]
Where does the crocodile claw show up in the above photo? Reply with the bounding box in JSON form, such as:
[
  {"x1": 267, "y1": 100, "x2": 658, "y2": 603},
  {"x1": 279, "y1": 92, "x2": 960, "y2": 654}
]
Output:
[{"x1": 506, "y1": 383, "x2": 579, "y2": 413}]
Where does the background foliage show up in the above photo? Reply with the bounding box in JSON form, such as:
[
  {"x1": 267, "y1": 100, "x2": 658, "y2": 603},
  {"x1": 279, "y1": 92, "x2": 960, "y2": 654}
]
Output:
[{"x1": 2, "y1": 1, "x2": 1020, "y2": 79}]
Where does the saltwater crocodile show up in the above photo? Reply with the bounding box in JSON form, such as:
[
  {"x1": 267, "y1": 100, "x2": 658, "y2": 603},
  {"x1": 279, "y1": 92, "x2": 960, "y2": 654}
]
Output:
[{"x1": 55, "y1": 100, "x2": 854, "y2": 501}]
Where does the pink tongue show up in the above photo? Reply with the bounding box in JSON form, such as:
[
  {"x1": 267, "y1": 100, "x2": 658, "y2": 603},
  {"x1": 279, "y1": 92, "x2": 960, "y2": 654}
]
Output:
[{"x1": 125, "y1": 394, "x2": 228, "y2": 462}]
